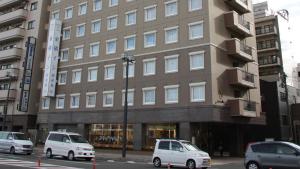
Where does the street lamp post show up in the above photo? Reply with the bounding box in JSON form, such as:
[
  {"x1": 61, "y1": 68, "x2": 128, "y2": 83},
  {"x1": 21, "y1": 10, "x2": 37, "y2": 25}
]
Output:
[
  {"x1": 2, "y1": 74, "x2": 12, "y2": 131},
  {"x1": 121, "y1": 52, "x2": 134, "y2": 158}
]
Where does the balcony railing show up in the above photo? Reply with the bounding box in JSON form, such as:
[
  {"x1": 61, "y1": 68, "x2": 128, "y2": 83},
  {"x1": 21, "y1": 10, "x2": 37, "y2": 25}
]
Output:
[
  {"x1": 0, "y1": 47, "x2": 22, "y2": 61},
  {"x1": 227, "y1": 68, "x2": 256, "y2": 89},
  {"x1": 227, "y1": 99, "x2": 258, "y2": 117},
  {"x1": 224, "y1": 11, "x2": 254, "y2": 37},
  {"x1": 224, "y1": 0, "x2": 251, "y2": 14},
  {"x1": 226, "y1": 38, "x2": 254, "y2": 62},
  {"x1": 257, "y1": 40, "x2": 279, "y2": 51},
  {"x1": 0, "y1": 89, "x2": 16, "y2": 101},
  {"x1": 0, "y1": 9, "x2": 28, "y2": 26},
  {"x1": 0, "y1": 68, "x2": 19, "y2": 80},
  {"x1": 0, "y1": 27, "x2": 25, "y2": 43},
  {"x1": 256, "y1": 26, "x2": 277, "y2": 36},
  {"x1": 0, "y1": 0, "x2": 27, "y2": 10}
]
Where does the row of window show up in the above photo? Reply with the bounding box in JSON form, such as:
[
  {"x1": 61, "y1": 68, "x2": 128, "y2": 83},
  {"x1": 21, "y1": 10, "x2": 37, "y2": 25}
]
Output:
[
  {"x1": 61, "y1": 21, "x2": 203, "y2": 58},
  {"x1": 42, "y1": 82, "x2": 206, "y2": 109},
  {"x1": 57, "y1": 51, "x2": 205, "y2": 85},
  {"x1": 52, "y1": 0, "x2": 202, "y2": 21}
]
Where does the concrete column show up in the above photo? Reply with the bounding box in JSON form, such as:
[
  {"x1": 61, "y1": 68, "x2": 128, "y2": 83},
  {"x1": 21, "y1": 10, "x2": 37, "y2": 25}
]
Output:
[
  {"x1": 77, "y1": 123, "x2": 86, "y2": 137},
  {"x1": 133, "y1": 123, "x2": 142, "y2": 150},
  {"x1": 179, "y1": 122, "x2": 191, "y2": 141}
]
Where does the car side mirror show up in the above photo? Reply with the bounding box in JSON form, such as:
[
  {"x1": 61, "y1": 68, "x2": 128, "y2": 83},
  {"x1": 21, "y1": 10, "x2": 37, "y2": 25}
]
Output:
[
  {"x1": 65, "y1": 139, "x2": 70, "y2": 143},
  {"x1": 295, "y1": 151, "x2": 300, "y2": 156},
  {"x1": 179, "y1": 147, "x2": 184, "y2": 152},
  {"x1": 8, "y1": 137, "x2": 13, "y2": 140}
]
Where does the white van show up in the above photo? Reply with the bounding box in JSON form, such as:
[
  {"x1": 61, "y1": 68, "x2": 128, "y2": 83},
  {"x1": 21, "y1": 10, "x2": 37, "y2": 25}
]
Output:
[
  {"x1": 152, "y1": 139, "x2": 211, "y2": 169},
  {"x1": 0, "y1": 131, "x2": 33, "y2": 155},
  {"x1": 44, "y1": 131, "x2": 95, "y2": 161}
]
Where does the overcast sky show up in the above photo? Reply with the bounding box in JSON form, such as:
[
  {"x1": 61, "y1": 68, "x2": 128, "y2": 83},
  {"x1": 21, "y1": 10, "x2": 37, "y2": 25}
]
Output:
[{"x1": 253, "y1": 0, "x2": 300, "y2": 85}]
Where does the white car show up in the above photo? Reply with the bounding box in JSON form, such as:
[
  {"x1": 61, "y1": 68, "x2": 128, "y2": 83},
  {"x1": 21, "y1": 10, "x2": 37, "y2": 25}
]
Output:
[
  {"x1": 0, "y1": 131, "x2": 33, "y2": 155},
  {"x1": 44, "y1": 131, "x2": 95, "y2": 161},
  {"x1": 152, "y1": 139, "x2": 211, "y2": 169}
]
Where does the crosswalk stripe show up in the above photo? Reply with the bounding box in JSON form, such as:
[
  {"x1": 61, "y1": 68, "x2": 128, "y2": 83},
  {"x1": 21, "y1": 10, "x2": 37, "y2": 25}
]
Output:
[{"x1": 0, "y1": 158, "x2": 83, "y2": 169}]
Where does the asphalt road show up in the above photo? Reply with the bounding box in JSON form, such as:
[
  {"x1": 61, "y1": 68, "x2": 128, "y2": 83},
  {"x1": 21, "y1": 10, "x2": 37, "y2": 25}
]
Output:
[{"x1": 0, "y1": 153, "x2": 245, "y2": 169}]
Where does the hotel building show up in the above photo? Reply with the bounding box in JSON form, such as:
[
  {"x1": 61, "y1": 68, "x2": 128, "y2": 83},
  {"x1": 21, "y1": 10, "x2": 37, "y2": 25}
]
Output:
[{"x1": 38, "y1": 0, "x2": 263, "y2": 155}]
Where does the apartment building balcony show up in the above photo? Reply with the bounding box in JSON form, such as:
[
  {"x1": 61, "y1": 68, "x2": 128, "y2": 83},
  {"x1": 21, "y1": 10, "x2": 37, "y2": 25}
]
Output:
[
  {"x1": 227, "y1": 99, "x2": 258, "y2": 117},
  {"x1": 224, "y1": 11, "x2": 254, "y2": 37},
  {"x1": 0, "y1": 9, "x2": 28, "y2": 26},
  {"x1": 257, "y1": 40, "x2": 279, "y2": 53},
  {"x1": 0, "y1": 89, "x2": 16, "y2": 101},
  {"x1": 0, "y1": 47, "x2": 22, "y2": 61},
  {"x1": 0, "y1": 68, "x2": 19, "y2": 81},
  {"x1": 0, "y1": 0, "x2": 26, "y2": 10},
  {"x1": 227, "y1": 68, "x2": 256, "y2": 89},
  {"x1": 226, "y1": 38, "x2": 254, "y2": 62},
  {"x1": 256, "y1": 26, "x2": 278, "y2": 37},
  {"x1": 0, "y1": 28, "x2": 25, "y2": 43},
  {"x1": 224, "y1": 0, "x2": 251, "y2": 14},
  {"x1": 259, "y1": 57, "x2": 281, "y2": 68}
]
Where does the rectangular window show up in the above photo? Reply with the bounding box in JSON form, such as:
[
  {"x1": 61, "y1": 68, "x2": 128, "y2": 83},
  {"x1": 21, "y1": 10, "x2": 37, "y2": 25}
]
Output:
[
  {"x1": 70, "y1": 94, "x2": 80, "y2": 108},
  {"x1": 65, "y1": 7, "x2": 73, "y2": 19},
  {"x1": 189, "y1": 21, "x2": 204, "y2": 40},
  {"x1": 58, "y1": 71, "x2": 67, "y2": 85},
  {"x1": 165, "y1": 26, "x2": 178, "y2": 44},
  {"x1": 165, "y1": 0, "x2": 178, "y2": 17},
  {"x1": 164, "y1": 85, "x2": 179, "y2": 104},
  {"x1": 104, "y1": 64, "x2": 115, "y2": 80},
  {"x1": 74, "y1": 46, "x2": 84, "y2": 60},
  {"x1": 91, "y1": 20, "x2": 101, "y2": 33},
  {"x1": 106, "y1": 39, "x2": 117, "y2": 54},
  {"x1": 107, "y1": 15, "x2": 118, "y2": 30},
  {"x1": 126, "y1": 10, "x2": 137, "y2": 26},
  {"x1": 190, "y1": 51, "x2": 205, "y2": 70},
  {"x1": 30, "y1": 2, "x2": 38, "y2": 11},
  {"x1": 143, "y1": 58, "x2": 156, "y2": 76},
  {"x1": 93, "y1": 0, "x2": 102, "y2": 11},
  {"x1": 76, "y1": 24, "x2": 85, "y2": 37},
  {"x1": 122, "y1": 89, "x2": 134, "y2": 106},
  {"x1": 90, "y1": 42, "x2": 100, "y2": 57},
  {"x1": 190, "y1": 82, "x2": 206, "y2": 102},
  {"x1": 88, "y1": 67, "x2": 98, "y2": 82},
  {"x1": 52, "y1": 10, "x2": 60, "y2": 19},
  {"x1": 189, "y1": 0, "x2": 202, "y2": 11},
  {"x1": 109, "y1": 0, "x2": 118, "y2": 7},
  {"x1": 27, "y1": 20, "x2": 35, "y2": 30},
  {"x1": 165, "y1": 55, "x2": 178, "y2": 73},
  {"x1": 62, "y1": 27, "x2": 71, "y2": 40},
  {"x1": 60, "y1": 49, "x2": 69, "y2": 62},
  {"x1": 72, "y1": 69, "x2": 82, "y2": 83},
  {"x1": 86, "y1": 92, "x2": 97, "y2": 108},
  {"x1": 41, "y1": 97, "x2": 50, "y2": 110},
  {"x1": 78, "y1": 2, "x2": 87, "y2": 15},
  {"x1": 144, "y1": 31, "x2": 156, "y2": 48},
  {"x1": 56, "y1": 95, "x2": 65, "y2": 109},
  {"x1": 53, "y1": 0, "x2": 61, "y2": 4},
  {"x1": 144, "y1": 5, "x2": 157, "y2": 22},
  {"x1": 123, "y1": 63, "x2": 135, "y2": 78},
  {"x1": 124, "y1": 35, "x2": 136, "y2": 51},
  {"x1": 143, "y1": 87, "x2": 156, "y2": 105},
  {"x1": 103, "y1": 91, "x2": 114, "y2": 107}
]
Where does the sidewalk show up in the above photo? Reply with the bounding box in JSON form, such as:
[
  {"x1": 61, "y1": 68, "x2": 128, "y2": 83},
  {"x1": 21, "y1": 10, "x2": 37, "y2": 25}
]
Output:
[{"x1": 34, "y1": 146, "x2": 243, "y2": 165}]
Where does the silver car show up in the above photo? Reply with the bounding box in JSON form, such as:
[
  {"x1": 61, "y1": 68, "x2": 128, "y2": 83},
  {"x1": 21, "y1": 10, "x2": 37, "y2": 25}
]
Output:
[
  {"x1": 245, "y1": 141, "x2": 300, "y2": 169},
  {"x1": 0, "y1": 131, "x2": 33, "y2": 155}
]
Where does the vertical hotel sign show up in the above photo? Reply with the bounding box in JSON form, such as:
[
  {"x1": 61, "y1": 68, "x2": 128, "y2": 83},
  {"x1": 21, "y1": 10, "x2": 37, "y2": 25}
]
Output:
[{"x1": 42, "y1": 19, "x2": 62, "y2": 97}]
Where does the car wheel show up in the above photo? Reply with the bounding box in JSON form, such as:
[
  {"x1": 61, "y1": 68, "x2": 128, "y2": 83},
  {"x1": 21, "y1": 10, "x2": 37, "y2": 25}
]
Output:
[
  {"x1": 247, "y1": 161, "x2": 260, "y2": 169},
  {"x1": 187, "y1": 160, "x2": 196, "y2": 169},
  {"x1": 10, "y1": 147, "x2": 15, "y2": 154},
  {"x1": 46, "y1": 149, "x2": 53, "y2": 158},
  {"x1": 85, "y1": 157, "x2": 92, "y2": 161},
  {"x1": 68, "y1": 151, "x2": 75, "y2": 161},
  {"x1": 153, "y1": 157, "x2": 161, "y2": 168}
]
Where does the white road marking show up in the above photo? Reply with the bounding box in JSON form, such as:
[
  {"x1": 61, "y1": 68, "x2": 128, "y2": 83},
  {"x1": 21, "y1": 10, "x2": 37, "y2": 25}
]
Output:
[
  {"x1": 107, "y1": 160, "x2": 115, "y2": 162},
  {"x1": 127, "y1": 161, "x2": 136, "y2": 164}
]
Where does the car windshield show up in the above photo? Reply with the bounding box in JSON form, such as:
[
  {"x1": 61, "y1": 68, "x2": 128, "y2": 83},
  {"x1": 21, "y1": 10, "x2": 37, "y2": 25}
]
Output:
[
  {"x1": 13, "y1": 133, "x2": 28, "y2": 140},
  {"x1": 69, "y1": 135, "x2": 88, "y2": 143},
  {"x1": 182, "y1": 142, "x2": 200, "y2": 151}
]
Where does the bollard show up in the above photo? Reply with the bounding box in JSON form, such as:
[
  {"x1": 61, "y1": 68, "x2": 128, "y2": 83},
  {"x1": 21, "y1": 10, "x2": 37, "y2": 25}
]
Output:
[
  {"x1": 37, "y1": 158, "x2": 41, "y2": 167},
  {"x1": 92, "y1": 158, "x2": 96, "y2": 169}
]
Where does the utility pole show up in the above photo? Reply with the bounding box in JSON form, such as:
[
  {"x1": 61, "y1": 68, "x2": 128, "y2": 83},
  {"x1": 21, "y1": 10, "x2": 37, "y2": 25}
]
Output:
[{"x1": 121, "y1": 52, "x2": 134, "y2": 158}]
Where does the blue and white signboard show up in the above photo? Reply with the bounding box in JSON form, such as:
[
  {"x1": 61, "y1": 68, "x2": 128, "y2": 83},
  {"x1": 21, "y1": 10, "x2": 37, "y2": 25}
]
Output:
[{"x1": 42, "y1": 19, "x2": 62, "y2": 97}]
